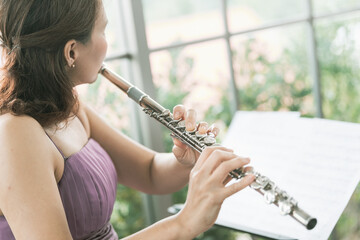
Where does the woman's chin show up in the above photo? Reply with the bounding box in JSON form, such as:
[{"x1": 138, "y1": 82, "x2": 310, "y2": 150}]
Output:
[
  {"x1": 88, "y1": 77, "x2": 98, "y2": 84},
  {"x1": 74, "y1": 76, "x2": 99, "y2": 86}
]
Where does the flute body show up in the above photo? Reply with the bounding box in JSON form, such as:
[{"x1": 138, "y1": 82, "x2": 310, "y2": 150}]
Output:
[{"x1": 99, "y1": 65, "x2": 317, "y2": 230}]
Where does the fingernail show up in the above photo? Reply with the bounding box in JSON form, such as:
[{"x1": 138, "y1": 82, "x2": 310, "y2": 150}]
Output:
[
  {"x1": 186, "y1": 122, "x2": 195, "y2": 131},
  {"x1": 174, "y1": 112, "x2": 180, "y2": 119},
  {"x1": 199, "y1": 125, "x2": 207, "y2": 132}
]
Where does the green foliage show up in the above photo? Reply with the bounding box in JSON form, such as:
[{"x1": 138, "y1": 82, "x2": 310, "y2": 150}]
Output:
[
  {"x1": 232, "y1": 36, "x2": 314, "y2": 115},
  {"x1": 330, "y1": 185, "x2": 360, "y2": 240},
  {"x1": 316, "y1": 19, "x2": 360, "y2": 123},
  {"x1": 204, "y1": 91, "x2": 234, "y2": 127},
  {"x1": 110, "y1": 185, "x2": 146, "y2": 238}
]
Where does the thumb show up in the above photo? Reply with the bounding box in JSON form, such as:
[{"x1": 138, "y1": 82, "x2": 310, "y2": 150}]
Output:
[
  {"x1": 172, "y1": 138, "x2": 188, "y2": 149},
  {"x1": 172, "y1": 138, "x2": 188, "y2": 159}
]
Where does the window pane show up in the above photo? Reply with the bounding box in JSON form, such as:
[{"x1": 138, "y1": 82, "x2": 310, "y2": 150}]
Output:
[
  {"x1": 231, "y1": 24, "x2": 315, "y2": 116},
  {"x1": 316, "y1": 14, "x2": 360, "y2": 123},
  {"x1": 228, "y1": 0, "x2": 307, "y2": 33},
  {"x1": 150, "y1": 40, "x2": 231, "y2": 149},
  {"x1": 103, "y1": 0, "x2": 126, "y2": 56},
  {"x1": 312, "y1": 0, "x2": 360, "y2": 16},
  {"x1": 142, "y1": 0, "x2": 223, "y2": 49}
]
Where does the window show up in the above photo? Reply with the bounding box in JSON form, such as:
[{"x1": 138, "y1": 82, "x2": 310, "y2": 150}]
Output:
[{"x1": 79, "y1": 0, "x2": 360, "y2": 239}]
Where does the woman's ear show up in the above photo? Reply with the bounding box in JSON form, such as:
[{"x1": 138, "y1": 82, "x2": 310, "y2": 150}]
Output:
[{"x1": 64, "y1": 40, "x2": 78, "y2": 68}]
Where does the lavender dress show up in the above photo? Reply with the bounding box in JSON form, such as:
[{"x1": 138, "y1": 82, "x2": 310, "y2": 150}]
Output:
[{"x1": 0, "y1": 138, "x2": 119, "y2": 240}]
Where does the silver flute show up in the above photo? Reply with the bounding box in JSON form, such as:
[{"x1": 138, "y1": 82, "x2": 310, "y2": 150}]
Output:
[{"x1": 99, "y1": 65, "x2": 317, "y2": 230}]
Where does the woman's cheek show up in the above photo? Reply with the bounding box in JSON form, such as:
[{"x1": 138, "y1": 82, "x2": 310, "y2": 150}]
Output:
[{"x1": 99, "y1": 36, "x2": 108, "y2": 62}]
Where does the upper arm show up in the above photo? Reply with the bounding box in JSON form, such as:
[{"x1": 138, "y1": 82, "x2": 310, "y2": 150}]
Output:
[
  {"x1": 0, "y1": 115, "x2": 72, "y2": 240},
  {"x1": 81, "y1": 102, "x2": 157, "y2": 192}
]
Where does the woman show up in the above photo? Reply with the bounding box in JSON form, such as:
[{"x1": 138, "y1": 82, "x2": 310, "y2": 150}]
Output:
[{"x1": 0, "y1": 0, "x2": 255, "y2": 239}]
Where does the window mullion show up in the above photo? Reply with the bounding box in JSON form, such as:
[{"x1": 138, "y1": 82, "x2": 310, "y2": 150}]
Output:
[
  {"x1": 306, "y1": 0, "x2": 323, "y2": 118},
  {"x1": 121, "y1": 0, "x2": 172, "y2": 226},
  {"x1": 221, "y1": 0, "x2": 240, "y2": 114}
]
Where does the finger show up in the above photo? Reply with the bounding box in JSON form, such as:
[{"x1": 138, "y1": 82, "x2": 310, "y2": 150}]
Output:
[
  {"x1": 197, "y1": 122, "x2": 209, "y2": 135},
  {"x1": 243, "y1": 166, "x2": 254, "y2": 174},
  {"x1": 171, "y1": 137, "x2": 191, "y2": 161},
  {"x1": 201, "y1": 149, "x2": 239, "y2": 176},
  {"x1": 173, "y1": 104, "x2": 185, "y2": 120},
  {"x1": 222, "y1": 175, "x2": 233, "y2": 185},
  {"x1": 222, "y1": 174, "x2": 255, "y2": 199},
  {"x1": 185, "y1": 109, "x2": 197, "y2": 131},
  {"x1": 193, "y1": 146, "x2": 233, "y2": 171},
  {"x1": 172, "y1": 145, "x2": 198, "y2": 166},
  {"x1": 208, "y1": 124, "x2": 220, "y2": 137},
  {"x1": 213, "y1": 157, "x2": 250, "y2": 182},
  {"x1": 222, "y1": 166, "x2": 253, "y2": 185},
  {"x1": 172, "y1": 137, "x2": 188, "y2": 149}
]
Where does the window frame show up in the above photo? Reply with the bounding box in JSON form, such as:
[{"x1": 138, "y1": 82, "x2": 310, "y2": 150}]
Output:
[{"x1": 104, "y1": 0, "x2": 360, "y2": 228}]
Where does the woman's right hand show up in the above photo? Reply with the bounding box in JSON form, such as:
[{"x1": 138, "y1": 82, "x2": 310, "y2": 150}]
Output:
[{"x1": 176, "y1": 146, "x2": 255, "y2": 238}]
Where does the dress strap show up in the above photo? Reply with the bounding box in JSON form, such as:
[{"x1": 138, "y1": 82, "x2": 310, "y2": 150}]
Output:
[{"x1": 44, "y1": 132, "x2": 67, "y2": 160}]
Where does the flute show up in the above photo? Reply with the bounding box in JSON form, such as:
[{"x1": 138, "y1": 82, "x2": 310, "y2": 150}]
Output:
[{"x1": 99, "y1": 65, "x2": 317, "y2": 230}]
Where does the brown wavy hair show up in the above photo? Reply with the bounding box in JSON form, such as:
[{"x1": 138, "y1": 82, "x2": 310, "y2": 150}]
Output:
[{"x1": 0, "y1": 0, "x2": 100, "y2": 127}]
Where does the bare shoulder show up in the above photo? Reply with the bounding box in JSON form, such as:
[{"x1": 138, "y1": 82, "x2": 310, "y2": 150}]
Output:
[
  {"x1": 0, "y1": 113, "x2": 44, "y2": 142},
  {"x1": 0, "y1": 112, "x2": 42, "y2": 133},
  {"x1": 0, "y1": 113, "x2": 72, "y2": 239},
  {"x1": 0, "y1": 113, "x2": 56, "y2": 172},
  {"x1": 0, "y1": 113, "x2": 46, "y2": 147}
]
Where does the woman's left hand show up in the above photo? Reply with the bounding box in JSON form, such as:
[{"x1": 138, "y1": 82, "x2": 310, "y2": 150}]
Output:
[{"x1": 171, "y1": 105, "x2": 219, "y2": 166}]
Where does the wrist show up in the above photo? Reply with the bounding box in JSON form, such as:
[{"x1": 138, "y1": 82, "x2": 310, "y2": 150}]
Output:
[{"x1": 173, "y1": 210, "x2": 197, "y2": 240}]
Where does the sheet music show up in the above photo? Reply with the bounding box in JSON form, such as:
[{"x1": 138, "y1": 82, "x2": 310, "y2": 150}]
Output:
[{"x1": 216, "y1": 111, "x2": 360, "y2": 240}]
